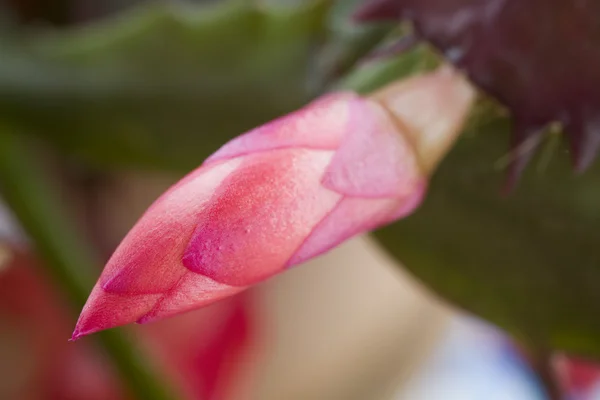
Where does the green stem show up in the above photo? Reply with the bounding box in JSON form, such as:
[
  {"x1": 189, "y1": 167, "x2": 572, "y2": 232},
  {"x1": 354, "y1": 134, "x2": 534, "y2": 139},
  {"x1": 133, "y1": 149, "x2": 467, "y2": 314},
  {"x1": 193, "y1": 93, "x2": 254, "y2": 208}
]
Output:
[
  {"x1": 320, "y1": 24, "x2": 393, "y2": 84},
  {"x1": 0, "y1": 127, "x2": 179, "y2": 400}
]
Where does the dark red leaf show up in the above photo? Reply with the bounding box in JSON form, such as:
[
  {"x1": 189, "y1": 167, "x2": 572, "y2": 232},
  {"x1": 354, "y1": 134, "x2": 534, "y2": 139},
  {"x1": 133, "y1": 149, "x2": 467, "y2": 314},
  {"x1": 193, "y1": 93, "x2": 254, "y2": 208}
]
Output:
[{"x1": 357, "y1": 0, "x2": 600, "y2": 177}]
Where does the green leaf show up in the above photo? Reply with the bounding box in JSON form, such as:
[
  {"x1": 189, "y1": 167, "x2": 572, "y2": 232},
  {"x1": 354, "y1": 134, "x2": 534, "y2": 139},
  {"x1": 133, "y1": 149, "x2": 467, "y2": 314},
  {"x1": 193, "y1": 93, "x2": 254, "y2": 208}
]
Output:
[
  {"x1": 335, "y1": 40, "x2": 438, "y2": 94},
  {"x1": 0, "y1": 0, "x2": 331, "y2": 171},
  {"x1": 373, "y1": 104, "x2": 600, "y2": 359}
]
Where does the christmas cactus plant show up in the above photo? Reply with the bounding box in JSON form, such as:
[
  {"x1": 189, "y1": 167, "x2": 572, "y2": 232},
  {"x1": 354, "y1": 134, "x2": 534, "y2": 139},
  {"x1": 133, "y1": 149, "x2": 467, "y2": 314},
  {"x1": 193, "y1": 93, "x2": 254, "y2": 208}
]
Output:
[{"x1": 0, "y1": 0, "x2": 599, "y2": 399}]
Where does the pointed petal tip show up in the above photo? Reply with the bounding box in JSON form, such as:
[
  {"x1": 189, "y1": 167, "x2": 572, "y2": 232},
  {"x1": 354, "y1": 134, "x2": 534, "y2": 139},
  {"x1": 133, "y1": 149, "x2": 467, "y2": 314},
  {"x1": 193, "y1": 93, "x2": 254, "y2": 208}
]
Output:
[
  {"x1": 71, "y1": 285, "x2": 162, "y2": 339},
  {"x1": 68, "y1": 333, "x2": 80, "y2": 342},
  {"x1": 69, "y1": 330, "x2": 83, "y2": 342},
  {"x1": 69, "y1": 323, "x2": 97, "y2": 341}
]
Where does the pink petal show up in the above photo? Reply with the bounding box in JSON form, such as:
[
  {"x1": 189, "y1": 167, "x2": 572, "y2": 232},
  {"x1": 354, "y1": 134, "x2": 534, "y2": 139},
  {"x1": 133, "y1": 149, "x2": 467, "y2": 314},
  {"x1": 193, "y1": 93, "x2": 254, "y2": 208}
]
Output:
[
  {"x1": 322, "y1": 100, "x2": 422, "y2": 198},
  {"x1": 72, "y1": 286, "x2": 161, "y2": 339},
  {"x1": 101, "y1": 160, "x2": 242, "y2": 295},
  {"x1": 182, "y1": 148, "x2": 341, "y2": 286},
  {"x1": 386, "y1": 180, "x2": 428, "y2": 220},
  {"x1": 73, "y1": 160, "x2": 244, "y2": 337},
  {"x1": 72, "y1": 273, "x2": 242, "y2": 338},
  {"x1": 136, "y1": 272, "x2": 245, "y2": 324},
  {"x1": 286, "y1": 197, "x2": 393, "y2": 266},
  {"x1": 204, "y1": 93, "x2": 358, "y2": 165},
  {"x1": 286, "y1": 183, "x2": 425, "y2": 266}
]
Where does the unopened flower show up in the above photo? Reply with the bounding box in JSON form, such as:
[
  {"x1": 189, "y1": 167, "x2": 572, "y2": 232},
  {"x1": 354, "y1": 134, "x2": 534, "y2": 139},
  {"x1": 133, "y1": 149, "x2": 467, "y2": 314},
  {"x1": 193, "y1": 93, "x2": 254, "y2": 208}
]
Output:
[{"x1": 73, "y1": 66, "x2": 474, "y2": 339}]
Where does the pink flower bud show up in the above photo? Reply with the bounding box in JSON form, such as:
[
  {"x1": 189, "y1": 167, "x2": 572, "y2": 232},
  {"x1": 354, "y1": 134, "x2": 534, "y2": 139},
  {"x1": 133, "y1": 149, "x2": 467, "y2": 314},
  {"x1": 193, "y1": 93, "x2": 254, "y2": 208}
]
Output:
[{"x1": 72, "y1": 67, "x2": 474, "y2": 339}]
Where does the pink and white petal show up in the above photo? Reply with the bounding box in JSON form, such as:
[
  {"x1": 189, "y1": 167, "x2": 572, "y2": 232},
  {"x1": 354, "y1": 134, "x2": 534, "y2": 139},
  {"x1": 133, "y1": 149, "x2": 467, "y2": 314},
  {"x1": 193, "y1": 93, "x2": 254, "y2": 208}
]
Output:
[
  {"x1": 136, "y1": 272, "x2": 246, "y2": 324},
  {"x1": 101, "y1": 159, "x2": 242, "y2": 295},
  {"x1": 183, "y1": 148, "x2": 341, "y2": 286},
  {"x1": 204, "y1": 93, "x2": 358, "y2": 165},
  {"x1": 322, "y1": 99, "x2": 422, "y2": 199}
]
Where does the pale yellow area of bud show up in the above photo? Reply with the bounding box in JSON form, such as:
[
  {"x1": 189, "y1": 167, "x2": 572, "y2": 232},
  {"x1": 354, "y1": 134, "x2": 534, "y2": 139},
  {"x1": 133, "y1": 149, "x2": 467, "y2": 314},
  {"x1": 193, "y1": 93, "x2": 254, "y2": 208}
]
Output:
[{"x1": 369, "y1": 65, "x2": 476, "y2": 175}]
